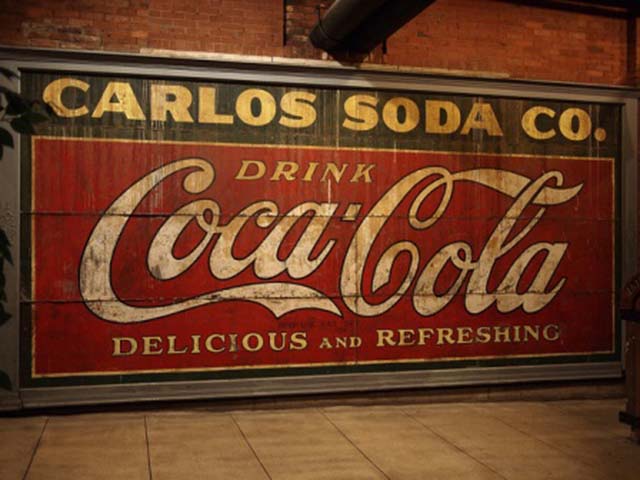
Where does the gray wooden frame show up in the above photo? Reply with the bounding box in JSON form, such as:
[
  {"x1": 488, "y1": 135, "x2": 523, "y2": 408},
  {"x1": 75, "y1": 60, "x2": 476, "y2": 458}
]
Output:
[{"x1": 0, "y1": 46, "x2": 636, "y2": 410}]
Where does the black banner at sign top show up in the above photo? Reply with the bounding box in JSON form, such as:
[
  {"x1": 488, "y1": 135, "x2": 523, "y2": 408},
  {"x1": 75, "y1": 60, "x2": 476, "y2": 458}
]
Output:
[{"x1": 23, "y1": 72, "x2": 620, "y2": 159}]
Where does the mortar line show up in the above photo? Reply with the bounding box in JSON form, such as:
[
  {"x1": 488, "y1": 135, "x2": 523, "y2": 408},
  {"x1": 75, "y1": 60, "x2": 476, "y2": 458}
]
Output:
[
  {"x1": 144, "y1": 416, "x2": 153, "y2": 480},
  {"x1": 319, "y1": 409, "x2": 391, "y2": 480},
  {"x1": 402, "y1": 409, "x2": 508, "y2": 480},
  {"x1": 230, "y1": 413, "x2": 273, "y2": 480},
  {"x1": 22, "y1": 417, "x2": 49, "y2": 480}
]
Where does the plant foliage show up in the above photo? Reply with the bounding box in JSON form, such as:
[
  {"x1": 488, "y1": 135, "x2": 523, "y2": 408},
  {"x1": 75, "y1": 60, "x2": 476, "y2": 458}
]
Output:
[{"x1": 0, "y1": 67, "x2": 50, "y2": 390}]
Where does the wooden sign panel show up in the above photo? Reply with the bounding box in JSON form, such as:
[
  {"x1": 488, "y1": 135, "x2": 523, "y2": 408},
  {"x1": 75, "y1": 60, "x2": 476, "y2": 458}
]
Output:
[{"x1": 20, "y1": 71, "x2": 620, "y2": 386}]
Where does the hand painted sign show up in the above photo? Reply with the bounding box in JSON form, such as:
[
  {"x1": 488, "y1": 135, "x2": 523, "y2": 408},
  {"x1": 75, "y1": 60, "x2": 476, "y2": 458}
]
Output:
[{"x1": 21, "y1": 72, "x2": 619, "y2": 384}]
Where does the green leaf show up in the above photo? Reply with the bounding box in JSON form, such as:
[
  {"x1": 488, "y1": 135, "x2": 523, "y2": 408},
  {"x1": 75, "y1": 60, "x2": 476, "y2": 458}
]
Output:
[
  {"x1": 0, "y1": 259, "x2": 5, "y2": 300},
  {"x1": 0, "y1": 229, "x2": 12, "y2": 265},
  {"x1": 0, "y1": 126, "x2": 14, "y2": 148},
  {"x1": 0, "y1": 67, "x2": 18, "y2": 80},
  {"x1": 0, "y1": 87, "x2": 29, "y2": 115},
  {"x1": 23, "y1": 111, "x2": 49, "y2": 124},
  {"x1": 0, "y1": 370, "x2": 12, "y2": 391},
  {"x1": 9, "y1": 116, "x2": 35, "y2": 135},
  {"x1": 29, "y1": 99, "x2": 52, "y2": 115},
  {"x1": 5, "y1": 92, "x2": 29, "y2": 116},
  {"x1": 42, "y1": 102, "x2": 55, "y2": 116},
  {"x1": 0, "y1": 302, "x2": 10, "y2": 328}
]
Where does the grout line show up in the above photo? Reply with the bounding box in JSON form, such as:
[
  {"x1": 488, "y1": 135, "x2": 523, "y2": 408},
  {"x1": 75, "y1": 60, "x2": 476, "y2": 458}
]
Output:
[
  {"x1": 476, "y1": 403, "x2": 613, "y2": 477},
  {"x1": 402, "y1": 409, "x2": 509, "y2": 480},
  {"x1": 144, "y1": 416, "x2": 154, "y2": 480},
  {"x1": 22, "y1": 417, "x2": 49, "y2": 480},
  {"x1": 229, "y1": 413, "x2": 273, "y2": 480},
  {"x1": 319, "y1": 409, "x2": 391, "y2": 480}
]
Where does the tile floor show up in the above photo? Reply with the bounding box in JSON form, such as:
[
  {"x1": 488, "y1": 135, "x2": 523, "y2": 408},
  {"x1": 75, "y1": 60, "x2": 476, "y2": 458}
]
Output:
[{"x1": 1, "y1": 398, "x2": 638, "y2": 479}]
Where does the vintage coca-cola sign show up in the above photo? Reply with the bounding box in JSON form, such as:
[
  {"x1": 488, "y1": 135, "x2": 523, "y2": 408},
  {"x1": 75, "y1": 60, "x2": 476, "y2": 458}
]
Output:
[{"x1": 21, "y1": 72, "x2": 619, "y2": 384}]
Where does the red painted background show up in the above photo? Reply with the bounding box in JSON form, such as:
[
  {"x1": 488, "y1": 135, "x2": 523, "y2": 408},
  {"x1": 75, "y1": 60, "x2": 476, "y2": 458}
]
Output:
[{"x1": 30, "y1": 137, "x2": 614, "y2": 377}]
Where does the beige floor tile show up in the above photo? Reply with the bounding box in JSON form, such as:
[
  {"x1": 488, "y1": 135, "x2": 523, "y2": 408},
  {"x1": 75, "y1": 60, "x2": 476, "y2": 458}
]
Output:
[
  {"x1": 25, "y1": 414, "x2": 148, "y2": 480},
  {"x1": 535, "y1": 435, "x2": 640, "y2": 480},
  {"x1": 408, "y1": 404, "x2": 609, "y2": 480},
  {"x1": 146, "y1": 413, "x2": 269, "y2": 480},
  {"x1": 476, "y1": 402, "x2": 614, "y2": 438},
  {"x1": 0, "y1": 416, "x2": 46, "y2": 480},
  {"x1": 323, "y1": 407, "x2": 502, "y2": 480},
  {"x1": 233, "y1": 409, "x2": 387, "y2": 480},
  {"x1": 5, "y1": 399, "x2": 637, "y2": 480},
  {"x1": 478, "y1": 401, "x2": 640, "y2": 480},
  {"x1": 549, "y1": 399, "x2": 625, "y2": 410},
  {"x1": 400, "y1": 403, "x2": 480, "y2": 428},
  {"x1": 550, "y1": 399, "x2": 629, "y2": 435}
]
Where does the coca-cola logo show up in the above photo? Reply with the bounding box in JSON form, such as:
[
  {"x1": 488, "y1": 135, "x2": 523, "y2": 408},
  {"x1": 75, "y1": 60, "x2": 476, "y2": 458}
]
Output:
[{"x1": 79, "y1": 157, "x2": 582, "y2": 323}]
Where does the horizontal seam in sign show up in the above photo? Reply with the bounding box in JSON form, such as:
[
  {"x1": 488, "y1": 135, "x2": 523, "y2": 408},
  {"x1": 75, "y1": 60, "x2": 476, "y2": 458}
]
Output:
[{"x1": 31, "y1": 135, "x2": 615, "y2": 163}]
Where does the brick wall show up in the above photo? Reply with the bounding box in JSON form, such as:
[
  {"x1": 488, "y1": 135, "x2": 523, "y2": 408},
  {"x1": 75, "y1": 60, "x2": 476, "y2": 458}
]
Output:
[
  {"x1": 386, "y1": 0, "x2": 629, "y2": 85},
  {"x1": 0, "y1": 0, "x2": 284, "y2": 56},
  {"x1": 0, "y1": 0, "x2": 635, "y2": 86}
]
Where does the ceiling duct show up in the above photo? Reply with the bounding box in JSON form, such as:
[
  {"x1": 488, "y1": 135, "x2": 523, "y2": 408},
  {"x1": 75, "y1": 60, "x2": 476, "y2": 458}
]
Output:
[{"x1": 309, "y1": 0, "x2": 436, "y2": 54}]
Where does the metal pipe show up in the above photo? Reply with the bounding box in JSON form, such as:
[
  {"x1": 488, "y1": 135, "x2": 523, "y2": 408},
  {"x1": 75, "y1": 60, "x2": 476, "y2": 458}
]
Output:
[
  {"x1": 309, "y1": 0, "x2": 435, "y2": 54},
  {"x1": 309, "y1": 0, "x2": 389, "y2": 52}
]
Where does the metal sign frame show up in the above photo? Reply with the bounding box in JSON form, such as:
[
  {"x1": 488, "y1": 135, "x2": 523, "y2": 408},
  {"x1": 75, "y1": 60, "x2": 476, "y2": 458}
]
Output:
[{"x1": 0, "y1": 47, "x2": 636, "y2": 409}]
